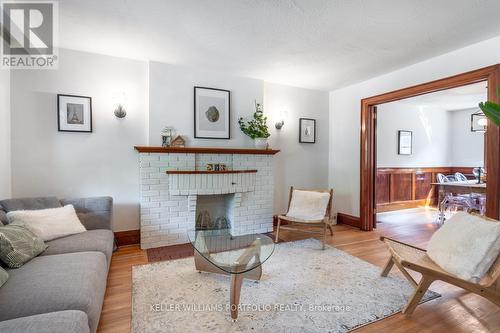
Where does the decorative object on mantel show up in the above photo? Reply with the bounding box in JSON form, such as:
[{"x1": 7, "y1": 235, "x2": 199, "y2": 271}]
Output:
[
  {"x1": 398, "y1": 130, "x2": 412, "y2": 155},
  {"x1": 206, "y1": 163, "x2": 226, "y2": 171},
  {"x1": 160, "y1": 127, "x2": 175, "y2": 147},
  {"x1": 170, "y1": 135, "x2": 186, "y2": 147},
  {"x1": 194, "y1": 86, "x2": 231, "y2": 139},
  {"x1": 239, "y1": 101, "x2": 271, "y2": 149},
  {"x1": 57, "y1": 94, "x2": 92, "y2": 133},
  {"x1": 299, "y1": 118, "x2": 316, "y2": 143}
]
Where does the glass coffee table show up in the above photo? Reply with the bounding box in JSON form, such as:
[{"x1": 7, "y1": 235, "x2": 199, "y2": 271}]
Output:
[{"x1": 187, "y1": 229, "x2": 275, "y2": 319}]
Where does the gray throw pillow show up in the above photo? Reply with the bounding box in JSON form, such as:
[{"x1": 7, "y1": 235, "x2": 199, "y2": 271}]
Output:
[
  {"x1": 0, "y1": 266, "x2": 8, "y2": 287},
  {"x1": 0, "y1": 225, "x2": 47, "y2": 268},
  {"x1": 0, "y1": 206, "x2": 7, "y2": 225}
]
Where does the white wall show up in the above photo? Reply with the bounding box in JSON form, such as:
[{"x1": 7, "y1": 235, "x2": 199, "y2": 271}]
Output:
[
  {"x1": 330, "y1": 35, "x2": 500, "y2": 218},
  {"x1": 149, "y1": 62, "x2": 262, "y2": 147},
  {"x1": 264, "y1": 82, "x2": 330, "y2": 214},
  {"x1": 450, "y1": 108, "x2": 485, "y2": 167},
  {"x1": 149, "y1": 63, "x2": 330, "y2": 215},
  {"x1": 377, "y1": 102, "x2": 452, "y2": 168},
  {"x1": 10, "y1": 49, "x2": 149, "y2": 231},
  {"x1": 0, "y1": 69, "x2": 11, "y2": 198}
]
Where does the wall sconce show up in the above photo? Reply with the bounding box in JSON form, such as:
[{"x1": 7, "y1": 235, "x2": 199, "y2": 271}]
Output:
[
  {"x1": 275, "y1": 110, "x2": 286, "y2": 130},
  {"x1": 114, "y1": 104, "x2": 127, "y2": 118},
  {"x1": 113, "y1": 91, "x2": 127, "y2": 118},
  {"x1": 275, "y1": 119, "x2": 284, "y2": 130},
  {"x1": 471, "y1": 109, "x2": 487, "y2": 132}
]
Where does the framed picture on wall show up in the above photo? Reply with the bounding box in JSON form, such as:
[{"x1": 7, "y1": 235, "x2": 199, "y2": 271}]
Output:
[
  {"x1": 57, "y1": 94, "x2": 92, "y2": 133},
  {"x1": 299, "y1": 118, "x2": 316, "y2": 143},
  {"x1": 398, "y1": 130, "x2": 412, "y2": 155},
  {"x1": 194, "y1": 86, "x2": 230, "y2": 139}
]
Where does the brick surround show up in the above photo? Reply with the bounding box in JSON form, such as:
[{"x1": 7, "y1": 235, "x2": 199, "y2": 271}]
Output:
[{"x1": 138, "y1": 152, "x2": 275, "y2": 249}]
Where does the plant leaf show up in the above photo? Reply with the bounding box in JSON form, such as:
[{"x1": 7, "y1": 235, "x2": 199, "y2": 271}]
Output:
[{"x1": 479, "y1": 101, "x2": 500, "y2": 126}]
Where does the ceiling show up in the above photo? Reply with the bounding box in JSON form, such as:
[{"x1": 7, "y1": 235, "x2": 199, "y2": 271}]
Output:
[
  {"x1": 383, "y1": 81, "x2": 487, "y2": 111},
  {"x1": 59, "y1": 0, "x2": 500, "y2": 91}
]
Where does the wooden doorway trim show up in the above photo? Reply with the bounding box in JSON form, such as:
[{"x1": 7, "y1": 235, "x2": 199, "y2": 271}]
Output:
[{"x1": 360, "y1": 65, "x2": 500, "y2": 231}]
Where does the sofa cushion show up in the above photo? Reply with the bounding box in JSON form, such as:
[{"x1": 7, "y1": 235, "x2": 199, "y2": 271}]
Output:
[
  {"x1": 8, "y1": 205, "x2": 86, "y2": 241},
  {"x1": 0, "y1": 310, "x2": 90, "y2": 333},
  {"x1": 427, "y1": 212, "x2": 500, "y2": 282},
  {"x1": 0, "y1": 197, "x2": 62, "y2": 214},
  {"x1": 0, "y1": 266, "x2": 8, "y2": 288},
  {"x1": 41, "y1": 229, "x2": 114, "y2": 265},
  {"x1": 0, "y1": 252, "x2": 107, "y2": 333},
  {"x1": 0, "y1": 225, "x2": 47, "y2": 268}
]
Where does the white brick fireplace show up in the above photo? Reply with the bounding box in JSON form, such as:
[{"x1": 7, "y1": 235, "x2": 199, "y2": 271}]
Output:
[{"x1": 135, "y1": 147, "x2": 279, "y2": 249}]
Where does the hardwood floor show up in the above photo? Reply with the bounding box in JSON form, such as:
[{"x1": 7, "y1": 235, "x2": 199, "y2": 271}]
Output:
[{"x1": 98, "y1": 212, "x2": 500, "y2": 332}]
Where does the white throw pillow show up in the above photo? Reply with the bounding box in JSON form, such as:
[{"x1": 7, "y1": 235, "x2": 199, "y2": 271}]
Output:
[
  {"x1": 7, "y1": 205, "x2": 86, "y2": 241},
  {"x1": 286, "y1": 190, "x2": 331, "y2": 221},
  {"x1": 427, "y1": 212, "x2": 500, "y2": 282}
]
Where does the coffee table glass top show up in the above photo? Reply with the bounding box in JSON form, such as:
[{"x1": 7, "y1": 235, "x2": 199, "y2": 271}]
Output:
[{"x1": 187, "y1": 229, "x2": 275, "y2": 274}]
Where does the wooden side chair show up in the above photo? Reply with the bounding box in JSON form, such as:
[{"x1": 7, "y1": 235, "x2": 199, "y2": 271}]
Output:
[
  {"x1": 275, "y1": 186, "x2": 334, "y2": 249},
  {"x1": 380, "y1": 236, "x2": 500, "y2": 317}
]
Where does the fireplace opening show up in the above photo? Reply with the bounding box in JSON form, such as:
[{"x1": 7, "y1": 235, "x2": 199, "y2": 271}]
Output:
[{"x1": 195, "y1": 194, "x2": 235, "y2": 230}]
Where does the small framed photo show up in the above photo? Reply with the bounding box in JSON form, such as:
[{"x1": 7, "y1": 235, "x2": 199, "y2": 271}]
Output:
[
  {"x1": 299, "y1": 118, "x2": 316, "y2": 143},
  {"x1": 194, "y1": 86, "x2": 230, "y2": 139},
  {"x1": 57, "y1": 94, "x2": 92, "y2": 132},
  {"x1": 398, "y1": 130, "x2": 412, "y2": 155}
]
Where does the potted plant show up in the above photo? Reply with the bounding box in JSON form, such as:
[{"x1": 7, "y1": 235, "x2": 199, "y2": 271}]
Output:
[
  {"x1": 479, "y1": 86, "x2": 500, "y2": 126},
  {"x1": 238, "y1": 101, "x2": 271, "y2": 149}
]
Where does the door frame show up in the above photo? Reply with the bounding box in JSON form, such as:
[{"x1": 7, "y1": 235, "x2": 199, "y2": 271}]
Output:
[{"x1": 360, "y1": 64, "x2": 500, "y2": 231}]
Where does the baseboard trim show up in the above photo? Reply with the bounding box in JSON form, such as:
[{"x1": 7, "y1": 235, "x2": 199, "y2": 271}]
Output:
[
  {"x1": 337, "y1": 213, "x2": 361, "y2": 228},
  {"x1": 114, "y1": 229, "x2": 140, "y2": 246}
]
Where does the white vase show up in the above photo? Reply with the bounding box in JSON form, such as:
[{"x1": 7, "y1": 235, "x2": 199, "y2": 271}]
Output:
[{"x1": 254, "y1": 138, "x2": 268, "y2": 149}]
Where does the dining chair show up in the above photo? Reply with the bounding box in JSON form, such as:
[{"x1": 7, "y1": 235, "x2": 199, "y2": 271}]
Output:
[
  {"x1": 454, "y1": 172, "x2": 468, "y2": 182},
  {"x1": 436, "y1": 173, "x2": 473, "y2": 215}
]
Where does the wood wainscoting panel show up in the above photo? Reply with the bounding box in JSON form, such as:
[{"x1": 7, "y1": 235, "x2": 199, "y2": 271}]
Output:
[
  {"x1": 415, "y1": 172, "x2": 433, "y2": 201},
  {"x1": 376, "y1": 173, "x2": 390, "y2": 204},
  {"x1": 376, "y1": 167, "x2": 461, "y2": 213},
  {"x1": 389, "y1": 173, "x2": 413, "y2": 202},
  {"x1": 337, "y1": 213, "x2": 361, "y2": 228},
  {"x1": 115, "y1": 230, "x2": 140, "y2": 247}
]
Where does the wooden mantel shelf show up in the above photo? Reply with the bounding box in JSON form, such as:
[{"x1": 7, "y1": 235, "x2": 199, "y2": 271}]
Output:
[
  {"x1": 166, "y1": 170, "x2": 258, "y2": 174},
  {"x1": 134, "y1": 146, "x2": 280, "y2": 155}
]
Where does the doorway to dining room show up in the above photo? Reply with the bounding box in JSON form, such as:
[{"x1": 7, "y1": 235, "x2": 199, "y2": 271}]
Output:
[{"x1": 374, "y1": 81, "x2": 488, "y2": 227}]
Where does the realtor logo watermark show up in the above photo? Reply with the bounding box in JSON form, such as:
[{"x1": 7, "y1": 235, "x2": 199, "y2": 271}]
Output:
[{"x1": 1, "y1": 1, "x2": 58, "y2": 69}]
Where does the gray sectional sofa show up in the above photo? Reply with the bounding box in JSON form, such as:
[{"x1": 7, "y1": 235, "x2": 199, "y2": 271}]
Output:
[{"x1": 0, "y1": 196, "x2": 114, "y2": 333}]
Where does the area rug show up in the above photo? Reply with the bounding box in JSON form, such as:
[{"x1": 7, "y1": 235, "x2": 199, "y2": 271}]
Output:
[{"x1": 132, "y1": 239, "x2": 439, "y2": 332}]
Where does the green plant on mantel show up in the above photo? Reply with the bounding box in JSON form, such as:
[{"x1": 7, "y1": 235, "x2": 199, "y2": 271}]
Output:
[
  {"x1": 238, "y1": 101, "x2": 270, "y2": 139},
  {"x1": 479, "y1": 86, "x2": 500, "y2": 126}
]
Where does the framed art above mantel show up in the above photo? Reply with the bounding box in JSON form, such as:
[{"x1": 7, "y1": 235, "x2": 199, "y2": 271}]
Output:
[{"x1": 194, "y1": 86, "x2": 230, "y2": 139}]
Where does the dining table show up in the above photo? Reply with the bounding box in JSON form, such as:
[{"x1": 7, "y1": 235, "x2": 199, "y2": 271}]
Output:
[{"x1": 431, "y1": 180, "x2": 486, "y2": 222}]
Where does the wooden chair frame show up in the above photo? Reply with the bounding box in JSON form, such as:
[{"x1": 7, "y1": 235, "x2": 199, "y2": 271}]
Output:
[
  {"x1": 275, "y1": 187, "x2": 334, "y2": 249},
  {"x1": 380, "y1": 234, "x2": 500, "y2": 317}
]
